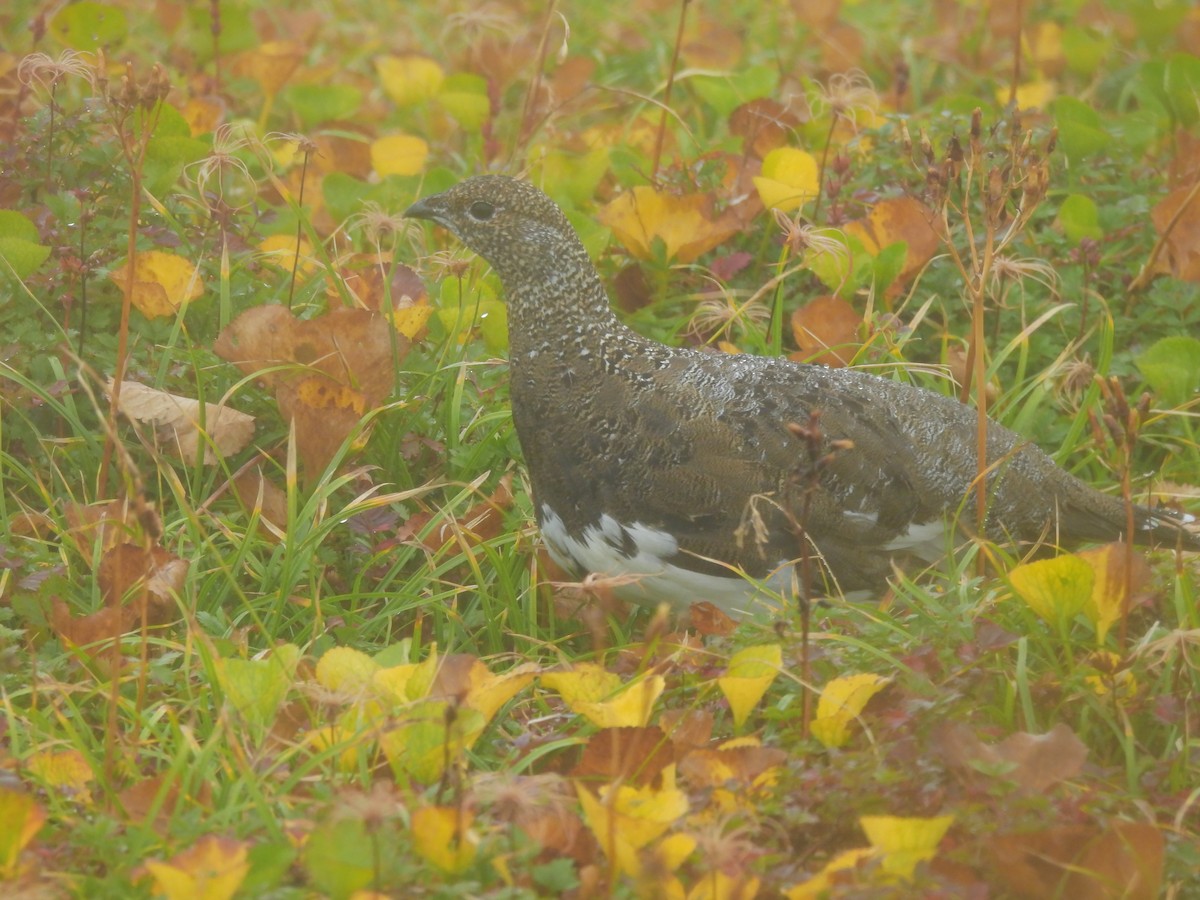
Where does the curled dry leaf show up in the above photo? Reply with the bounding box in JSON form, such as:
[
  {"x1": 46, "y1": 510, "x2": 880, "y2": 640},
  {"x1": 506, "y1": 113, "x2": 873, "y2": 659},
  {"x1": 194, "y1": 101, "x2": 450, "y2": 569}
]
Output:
[{"x1": 108, "y1": 380, "x2": 255, "y2": 464}]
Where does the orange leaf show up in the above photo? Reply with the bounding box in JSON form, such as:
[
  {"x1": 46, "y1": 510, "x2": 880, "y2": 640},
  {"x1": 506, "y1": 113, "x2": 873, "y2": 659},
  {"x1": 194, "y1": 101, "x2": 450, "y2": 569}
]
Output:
[{"x1": 790, "y1": 295, "x2": 861, "y2": 367}]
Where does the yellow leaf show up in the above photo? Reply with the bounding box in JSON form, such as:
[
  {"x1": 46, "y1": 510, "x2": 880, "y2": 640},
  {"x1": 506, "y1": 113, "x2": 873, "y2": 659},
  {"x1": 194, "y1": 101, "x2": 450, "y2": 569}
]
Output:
[
  {"x1": 370, "y1": 134, "x2": 429, "y2": 177},
  {"x1": 372, "y1": 662, "x2": 421, "y2": 704},
  {"x1": 859, "y1": 814, "x2": 954, "y2": 880},
  {"x1": 464, "y1": 661, "x2": 537, "y2": 722},
  {"x1": 599, "y1": 186, "x2": 735, "y2": 264},
  {"x1": 1077, "y1": 544, "x2": 1149, "y2": 644},
  {"x1": 753, "y1": 147, "x2": 819, "y2": 212},
  {"x1": 259, "y1": 234, "x2": 319, "y2": 277},
  {"x1": 811, "y1": 673, "x2": 889, "y2": 749},
  {"x1": 1008, "y1": 554, "x2": 1094, "y2": 632},
  {"x1": 316, "y1": 646, "x2": 380, "y2": 693},
  {"x1": 410, "y1": 806, "x2": 477, "y2": 874},
  {"x1": 0, "y1": 787, "x2": 46, "y2": 880},
  {"x1": 26, "y1": 750, "x2": 95, "y2": 806},
  {"x1": 143, "y1": 836, "x2": 250, "y2": 900},
  {"x1": 388, "y1": 302, "x2": 434, "y2": 339},
  {"x1": 375, "y1": 55, "x2": 444, "y2": 107},
  {"x1": 784, "y1": 847, "x2": 874, "y2": 899},
  {"x1": 110, "y1": 250, "x2": 204, "y2": 319},
  {"x1": 717, "y1": 644, "x2": 782, "y2": 728},
  {"x1": 999, "y1": 80, "x2": 1056, "y2": 110},
  {"x1": 687, "y1": 870, "x2": 761, "y2": 900},
  {"x1": 541, "y1": 663, "x2": 664, "y2": 727},
  {"x1": 576, "y1": 766, "x2": 689, "y2": 875}
]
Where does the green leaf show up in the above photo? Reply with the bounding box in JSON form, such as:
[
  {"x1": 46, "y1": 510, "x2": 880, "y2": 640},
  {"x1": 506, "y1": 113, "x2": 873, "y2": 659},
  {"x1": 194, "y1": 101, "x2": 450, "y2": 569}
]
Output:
[
  {"x1": 689, "y1": 65, "x2": 778, "y2": 119},
  {"x1": 49, "y1": 1, "x2": 127, "y2": 50},
  {"x1": 1163, "y1": 53, "x2": 1200, "y2": 127},
  {"x1": 304, "y1": 817, "x2": 400, "y2": 899},
  {"x1": 1056, "y1": 194, "x2": 1102, "y2": 243},
  {"x1": 0, "y1": 211, "x2": 51, "y2": 280},
  {"x1": 437, "y1": 73, "x2": 490, "y2": 130},
  {"x1": 872, "y1": 242, "x2": 908, "y2": 295},
  {"x1": 282, "y1": 84, "x2": 363, "y2": 128},
  {"x1": 215, "y1": 644, "x2": 300, "y2": 735},
  {"x1": 1050, "y1": 97, "x2": 1108, "y2": 163},
  {"x1": 1061, "y1": 26, "x2": 1110, "y2": 77},
  {"x1": 1136, "y1": 335, "x2": 1200, "y2": 407}
]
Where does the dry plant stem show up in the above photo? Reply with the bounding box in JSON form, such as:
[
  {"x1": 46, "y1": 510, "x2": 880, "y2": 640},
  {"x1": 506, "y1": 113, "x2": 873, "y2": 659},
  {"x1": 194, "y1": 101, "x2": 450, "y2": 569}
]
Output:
[
  {"x1": 1127, "y1": 171, "x2": 1200, "y2": 297},
  {"x1": 652, "y1": 0, "x2": 690, "y2": 182},
  {"x1": 287, "y1": 145, "x2": 312, "y2": 308},
  {"x1": 1009, "y1": 0, "x2": 1023, "y2": 107},
  {"x1": 102, "y1": 132, "x2": 153, "y2": 490},
  {"x1": 210, "y1": 0, "x2": 222, "y2": 94},
  {"x1": 516, "y1": 0, "x2": 559, "y2": 157}
]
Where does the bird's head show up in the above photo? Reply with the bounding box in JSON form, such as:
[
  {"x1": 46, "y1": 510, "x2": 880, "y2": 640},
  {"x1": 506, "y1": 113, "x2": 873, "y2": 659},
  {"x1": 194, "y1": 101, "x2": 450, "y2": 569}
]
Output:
[{"x1": 404, "y1": 175, "x2": 584, "y2": 284}]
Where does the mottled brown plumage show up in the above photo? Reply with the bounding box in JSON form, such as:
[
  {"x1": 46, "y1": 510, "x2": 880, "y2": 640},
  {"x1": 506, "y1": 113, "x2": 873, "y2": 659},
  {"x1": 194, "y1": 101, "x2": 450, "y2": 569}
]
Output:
[{"x1": 405, "y1": 175, "x2": 1198, "y2": 616}]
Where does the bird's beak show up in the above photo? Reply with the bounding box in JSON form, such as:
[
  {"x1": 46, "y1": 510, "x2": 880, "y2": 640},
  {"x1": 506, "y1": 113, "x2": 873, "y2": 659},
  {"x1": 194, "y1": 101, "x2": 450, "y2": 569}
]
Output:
[{"x1": 403, "y1": 195, "x2": 443, "y2": 223}]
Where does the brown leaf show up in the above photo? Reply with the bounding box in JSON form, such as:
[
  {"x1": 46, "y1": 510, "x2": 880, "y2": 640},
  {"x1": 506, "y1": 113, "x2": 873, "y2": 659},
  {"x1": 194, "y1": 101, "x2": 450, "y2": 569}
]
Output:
[
  {"x1": 1150, "y1": 185, "x2": 1200, "y2": 282},
  {"x1": 215, "y1": 306, "x2": 401, "y2": 481},
  {"x1": 571, "y1": 726, "x2": 675, "y2": 789},
  {"x1": 108, "y1": 380, "x2": 255, "y2": 464},
  {"x1": 991, "y1": 821, "x2": 1163, "y2": 900},
  {"x1": 232, "y1": 466, "x2": 289, "y2": 536},
  {"x1": 730, "y1": 97, "x2": 807, "y2": 158},
  {"x1": 686, "y1": 600, "x2": 738, "y2": 636},
  {"x1": 678, "y1": 744, "x2": 787, "y2": 788},
  {"x1": 789, "y1": 295, "x2": 862, "y2": 367},
  {"x1": 936, "y1": 722, "x2": 1087, "y2": 794}
]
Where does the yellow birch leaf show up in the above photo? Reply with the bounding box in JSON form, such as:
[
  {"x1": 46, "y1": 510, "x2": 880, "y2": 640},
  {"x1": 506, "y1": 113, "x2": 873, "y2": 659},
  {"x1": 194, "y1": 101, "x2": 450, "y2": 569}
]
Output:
[
  {"x1": 717, "y1": 643, "x2": 782, "y2": 728},
  {"x1": 370, "y1": 134, "x2": 429, "y2": 177},
  {"x1": 1008, "y1": 554, "x2": 1094, "y2": 632},
  {"x1": 375, "y1": 55, "x2": 444, "y2": 106},
  {"x1": 1077, "y1": 543, "x2": 1149, "y2": 644},
  {"x1": 110, "y1": 250, "x2": 204, "y2": 319},
  {"x1": 542, "y1": 663, "x2": 664, "y2": 727},
  {"x1": 784, "y1": 847, "x2": 874, "y2": 899},
  {"x1": 599, "y1": 186, "x2": 735, "y2": 263},
  {"x1": 687, "y1": 870, "x2": 761, "y2": 900},
  {"x1": 0, "y1": 787, "x2": 46, "y2": 879},
  {"x1": 753, "y1": 147, "x2": 819, "y2": 212},
  {"x1": 811, "y1": 673, "x2": 889, "y2": 749},
  {"x1": 372, "y1": 663, "x2": 421, "y2": 704},
  {"x1": 465, "y1": 661, "x2": 537, "y2": 722},
  {"x1": 143, "y1": 836, "x2": 250, "y2": 900},
  {"x1": 1000, "y1": 80, "x2": 1056, "y2": 110},
  {"x1": 259, "y1": 234, "x2": 319, "y2": 277},
  {"x1": 410, "y1": 806, "x2": 478, "y2": 874},
  {"x1": 316, "y1": 646, "x2": 379, "y2": 693},
  {"x1": 388, "y1": 302, "x2": 434, "y2": 339},
  {"x1": 859, "y1": 814, "x2": 954, "y2": 880},
  {"x1": 576, "y1": 766, "x2": 689, "y2": 875},
  {"x1": 26, "y1": 749, "x2": 95, "y2": 806}
]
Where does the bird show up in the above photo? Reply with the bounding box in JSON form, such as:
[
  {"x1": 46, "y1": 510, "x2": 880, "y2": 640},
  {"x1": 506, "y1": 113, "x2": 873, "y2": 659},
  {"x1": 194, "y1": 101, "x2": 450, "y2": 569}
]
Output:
[{"x1": 404, "y1": 175, "x2": 1199, "y2": 618}]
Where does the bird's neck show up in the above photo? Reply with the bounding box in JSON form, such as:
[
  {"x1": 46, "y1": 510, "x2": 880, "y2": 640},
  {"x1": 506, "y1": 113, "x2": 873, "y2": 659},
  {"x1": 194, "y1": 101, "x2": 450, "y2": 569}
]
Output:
[{"x1": 502, "y1": 242, "x2": 637, "y2": 362}]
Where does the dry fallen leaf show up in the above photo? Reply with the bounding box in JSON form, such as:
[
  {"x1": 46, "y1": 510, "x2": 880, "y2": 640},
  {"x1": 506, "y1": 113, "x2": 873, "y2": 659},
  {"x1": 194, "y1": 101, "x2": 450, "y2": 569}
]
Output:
[{"x1": 108, "y1": 380, "x2": 255, "y2": 464}]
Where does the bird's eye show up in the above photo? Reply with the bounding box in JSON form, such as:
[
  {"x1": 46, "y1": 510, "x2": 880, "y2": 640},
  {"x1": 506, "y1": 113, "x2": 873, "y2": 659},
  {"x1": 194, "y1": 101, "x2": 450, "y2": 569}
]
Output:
[{"x1": 468, "y1": 200, "x2": 495, "y2": 221}]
